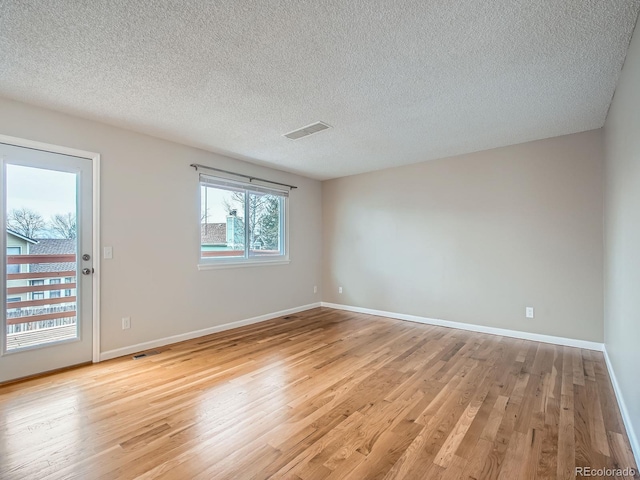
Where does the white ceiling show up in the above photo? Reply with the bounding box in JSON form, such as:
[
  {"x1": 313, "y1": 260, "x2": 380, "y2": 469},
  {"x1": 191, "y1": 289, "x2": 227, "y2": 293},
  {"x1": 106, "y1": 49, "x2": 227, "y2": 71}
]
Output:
[{"x1": 1, "y1": 1, "x2": 639, "y2": 180}]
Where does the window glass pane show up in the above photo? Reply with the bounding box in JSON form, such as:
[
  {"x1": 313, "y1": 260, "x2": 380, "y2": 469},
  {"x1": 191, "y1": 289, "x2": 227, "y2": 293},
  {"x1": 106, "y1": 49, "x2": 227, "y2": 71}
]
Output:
[
  {"x1": 200, "y1": 185, "x2": 245, "y2": 258},
  {"x1": 29, "y1": 279, "x2": 45, "y2": 300},
  {"x1": 49, "y1": 279, "x2": 62, "y2": 299},
  {"x1": 248, "y1": 193, "x2": 282, "y2": 257},
  {"x1": 6, "y1": 247, "x2": 20, "y2": 274}
]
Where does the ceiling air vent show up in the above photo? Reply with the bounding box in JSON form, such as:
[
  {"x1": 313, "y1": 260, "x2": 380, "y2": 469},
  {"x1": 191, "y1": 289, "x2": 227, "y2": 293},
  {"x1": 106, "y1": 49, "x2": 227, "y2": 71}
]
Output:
[{"x1": 284, "y1": 121, "x2": 331, "y2": 140}]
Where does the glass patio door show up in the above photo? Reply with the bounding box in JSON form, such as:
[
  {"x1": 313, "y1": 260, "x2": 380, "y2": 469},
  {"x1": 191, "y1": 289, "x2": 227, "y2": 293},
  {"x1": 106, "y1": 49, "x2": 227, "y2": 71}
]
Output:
[{"x1": 1, "y1": 143, "x2": 93, "y2": 382}]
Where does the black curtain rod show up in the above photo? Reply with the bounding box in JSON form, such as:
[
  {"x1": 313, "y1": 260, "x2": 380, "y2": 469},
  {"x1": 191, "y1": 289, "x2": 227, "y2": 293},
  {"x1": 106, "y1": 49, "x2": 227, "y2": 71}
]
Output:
[{"x1": 190, "y1": 163, "x2": 297, "y2": 190}]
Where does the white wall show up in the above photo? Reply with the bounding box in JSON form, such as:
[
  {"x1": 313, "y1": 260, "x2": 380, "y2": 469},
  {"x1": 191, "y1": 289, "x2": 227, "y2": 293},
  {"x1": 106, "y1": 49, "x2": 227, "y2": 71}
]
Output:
[
  {"x1": 603, "y1": 16, "x2": 640, "y2": 460},
  {"x1": 323, "y1": 130, "x2": 604, "y2": 342},
  {"x1": 0, "y1": 97, "x2": 323, "y2": 354}
]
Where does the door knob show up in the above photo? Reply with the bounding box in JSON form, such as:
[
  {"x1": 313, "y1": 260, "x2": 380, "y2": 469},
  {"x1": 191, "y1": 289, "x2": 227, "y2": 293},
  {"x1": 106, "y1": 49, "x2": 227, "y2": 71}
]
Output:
[{"x1": 82, "y1": 268, "x2": 94, "y2": 275}]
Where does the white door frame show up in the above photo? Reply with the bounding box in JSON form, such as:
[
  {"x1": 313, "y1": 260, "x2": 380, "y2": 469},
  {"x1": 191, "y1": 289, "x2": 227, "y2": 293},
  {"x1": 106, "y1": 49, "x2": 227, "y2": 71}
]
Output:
[{"x1": 0, "y1": 134, "x2": 101, "y2": 363}]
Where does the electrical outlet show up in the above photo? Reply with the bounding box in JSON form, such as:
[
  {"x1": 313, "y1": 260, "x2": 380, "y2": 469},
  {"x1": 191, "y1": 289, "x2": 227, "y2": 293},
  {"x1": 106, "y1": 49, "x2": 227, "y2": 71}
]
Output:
[
  {"x1": 122, "y1": 317, "x2": 131, "y2": 329},
  {"x1": 313, "y1": 285, "x2": 318, "y2": 294},
  {"x1": 525, "y1": 307, "x2": 534, "y2": 319},
  {"x1": 338, "y1": 287, "x2": 343, "y2": 294}
]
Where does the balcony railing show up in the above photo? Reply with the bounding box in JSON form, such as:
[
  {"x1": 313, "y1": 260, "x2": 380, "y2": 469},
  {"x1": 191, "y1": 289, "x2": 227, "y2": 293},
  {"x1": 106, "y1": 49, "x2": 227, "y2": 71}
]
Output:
[{"x1": 6, "y1": 254, "x2": 77, "y2": 347}]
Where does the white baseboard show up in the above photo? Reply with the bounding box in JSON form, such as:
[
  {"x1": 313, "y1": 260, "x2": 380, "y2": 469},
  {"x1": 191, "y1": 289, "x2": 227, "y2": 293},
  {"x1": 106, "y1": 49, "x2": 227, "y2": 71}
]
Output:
[
  {"x1": 603, "y1": 346, "x2": 640, "y2": 466},
  {"x1": 320, "y1": 302, "x2": 604, "y2": 351},
  {"x1": 99, "y1": 302, "x2": 321, "y2": 361}
]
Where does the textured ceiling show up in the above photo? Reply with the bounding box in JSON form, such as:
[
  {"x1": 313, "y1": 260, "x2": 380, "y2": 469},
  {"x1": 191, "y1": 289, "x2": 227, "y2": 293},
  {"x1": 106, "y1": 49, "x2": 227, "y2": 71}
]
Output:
[{"x1": 1, "y1": 1, "x2": 639, "y2": 179}]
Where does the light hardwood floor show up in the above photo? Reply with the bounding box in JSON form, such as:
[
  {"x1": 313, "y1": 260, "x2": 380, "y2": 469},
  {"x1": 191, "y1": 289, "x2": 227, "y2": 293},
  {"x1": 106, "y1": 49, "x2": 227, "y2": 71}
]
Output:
[{"x1": 0, "y1": 307, "x2": 637, "y2": 479}]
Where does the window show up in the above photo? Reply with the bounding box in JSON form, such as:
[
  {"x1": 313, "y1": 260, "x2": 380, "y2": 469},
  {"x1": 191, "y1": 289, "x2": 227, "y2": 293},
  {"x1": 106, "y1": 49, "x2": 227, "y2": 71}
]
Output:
[
  {"x1": 64, "y1": 278, "x2": 73, "y2": 296},
  {"x1": 7, "y1": 297, "x2": 21, "y2": 303},
  {"x1": 49, "y1": 278, "x2": 61, "y2": 298},
  {"x1": 6, "y1": 247, "x2": 21, "y2": 274},
  {"x1": 30, "y1": 279, "x2": 44, "y2": 300},
  {"x1": 199, "y1": 175, "x2": 288, "y2": 267}
]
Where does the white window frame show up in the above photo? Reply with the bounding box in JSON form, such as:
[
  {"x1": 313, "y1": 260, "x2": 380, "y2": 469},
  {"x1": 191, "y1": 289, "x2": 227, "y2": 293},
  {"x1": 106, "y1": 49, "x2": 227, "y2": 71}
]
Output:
[{"x1": 198, "y1": 175, "x2": 290, "y2": 270}]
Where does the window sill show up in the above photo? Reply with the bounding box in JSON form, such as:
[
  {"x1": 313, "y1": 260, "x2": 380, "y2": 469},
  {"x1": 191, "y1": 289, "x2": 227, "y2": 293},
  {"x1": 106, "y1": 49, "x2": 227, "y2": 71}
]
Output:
[{"x1": 198, "y1": 259, "x2": 291, "y2": 270}]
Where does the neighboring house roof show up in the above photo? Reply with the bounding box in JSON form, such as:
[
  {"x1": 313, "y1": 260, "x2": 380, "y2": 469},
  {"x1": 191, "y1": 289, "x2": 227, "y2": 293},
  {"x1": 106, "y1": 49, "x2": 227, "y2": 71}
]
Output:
[
  {"x1": 29, "y1": 239, "x2": 76, "y2": 273},
  {"x1": 201, "y1": 223, "x2": 226, "y2": 245},
  {"x1": 7, "y1": 229, "x2": 38, "y2": 244}
]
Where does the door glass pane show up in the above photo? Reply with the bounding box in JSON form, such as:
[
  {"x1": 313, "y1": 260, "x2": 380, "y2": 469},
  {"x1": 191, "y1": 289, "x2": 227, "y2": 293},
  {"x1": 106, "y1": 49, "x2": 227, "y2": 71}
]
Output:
[
  {"x1": 5, "y1": 165, "x2": 78, "y2": 351},
  {"x1": 200, "y1": 185, "x2": 245, "y2": 258}
]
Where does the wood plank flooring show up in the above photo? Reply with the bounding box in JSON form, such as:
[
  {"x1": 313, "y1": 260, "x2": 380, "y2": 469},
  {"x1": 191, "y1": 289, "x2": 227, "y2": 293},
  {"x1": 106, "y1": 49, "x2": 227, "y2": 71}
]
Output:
[{"x1": 0, "y1": 307, "x2": 637, "y2": 479}]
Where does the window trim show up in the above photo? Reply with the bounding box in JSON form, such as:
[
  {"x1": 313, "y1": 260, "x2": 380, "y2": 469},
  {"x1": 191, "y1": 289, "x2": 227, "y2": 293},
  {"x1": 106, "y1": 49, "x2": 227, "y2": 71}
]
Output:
[{"x1": 198, "y1": 175, "x2": 290, "y2": 269}]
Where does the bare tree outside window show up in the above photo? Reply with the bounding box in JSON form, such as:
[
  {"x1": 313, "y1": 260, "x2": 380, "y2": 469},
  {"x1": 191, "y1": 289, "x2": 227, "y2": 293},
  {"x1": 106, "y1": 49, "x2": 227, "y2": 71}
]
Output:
[
  {"x1": 49, "y1": 212, "x2": 76, "y2": 239},
  {"x1": 6, "y1": 207, "x2": 45, "y2": 238}
]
